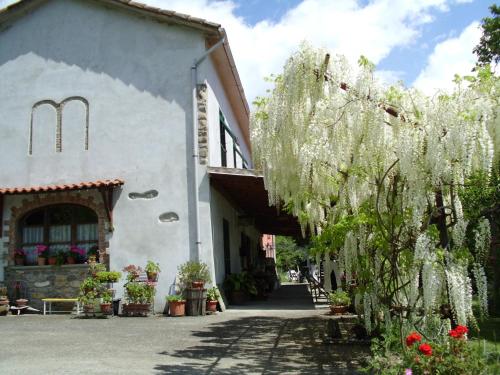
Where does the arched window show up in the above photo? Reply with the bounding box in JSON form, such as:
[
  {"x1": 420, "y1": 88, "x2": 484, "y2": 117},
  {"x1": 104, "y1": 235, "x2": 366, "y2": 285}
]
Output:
[{"x1": 19, "y1": 204, "x2": 98, "y2": 264}]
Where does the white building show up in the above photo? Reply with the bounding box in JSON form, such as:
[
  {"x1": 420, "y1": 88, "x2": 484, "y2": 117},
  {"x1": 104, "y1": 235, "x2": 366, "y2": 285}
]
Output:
[{"x1": 0, "y1": 0, "x2": 300, "y2": 312}]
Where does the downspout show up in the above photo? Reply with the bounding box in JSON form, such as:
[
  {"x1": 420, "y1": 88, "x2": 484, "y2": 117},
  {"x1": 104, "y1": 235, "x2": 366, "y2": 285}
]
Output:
[{"x1": 191, "y1": 35, "x2": 226, "y2": 261}]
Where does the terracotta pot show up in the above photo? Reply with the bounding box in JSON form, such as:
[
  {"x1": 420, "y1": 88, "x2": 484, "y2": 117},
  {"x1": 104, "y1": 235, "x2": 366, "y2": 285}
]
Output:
[
  {"x1": 16, "y1": 299, "x2": 28, "y2": 307},
  {"x1": 100, "y1": 303, "x2": 112, "y2": 315},
  {"x1": 83, "y1": 304, "x2": 95, "y2": 313},
  {"x1": 38, "y1": 257, "x2": 47, "y2": 266},
  {"x1": 206, "y1": 300, "x2": 218, "y2": 312},
  {"x1": 66, "y1": 256, "x2": 76, "y2": 264},
  {"x1": 169, "y1": 301, "x2": 186, "y2": 317},
  {"x1": 330, "y1": 305, "x2": 349, "y2": 315},
  {"x1": 191, "y1": 281, "x2": 204, "y2": 289},
  {"x1": 0, "y1": 299, "x2": 9, "y2": 306},
  {"x1": 14, "y1": 257, "x2": 25, "y2": 266},
  {"x1": 147, "y1": 271, "x2": 158, "y2": 282},
  {"x1": 48, "y1": 257, "x2": 57, "y2": 266}
]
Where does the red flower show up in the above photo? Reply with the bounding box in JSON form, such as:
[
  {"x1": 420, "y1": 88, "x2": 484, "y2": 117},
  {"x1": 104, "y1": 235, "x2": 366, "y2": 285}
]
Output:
[
  {"x1": 406, "y1": 332, "x2": 422, "y2": 347},
  {"x1": 449, "y1": 325, "x2": 468, "y2": 339},
  {"x1": 418, "y1": 343, "x2": 432, "y2": 356}
]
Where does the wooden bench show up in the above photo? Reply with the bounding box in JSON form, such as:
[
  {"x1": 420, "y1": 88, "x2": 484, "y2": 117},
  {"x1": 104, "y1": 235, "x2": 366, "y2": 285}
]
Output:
[{"x1": 41, "y1": 298, "x2": 81, "y2": 315}]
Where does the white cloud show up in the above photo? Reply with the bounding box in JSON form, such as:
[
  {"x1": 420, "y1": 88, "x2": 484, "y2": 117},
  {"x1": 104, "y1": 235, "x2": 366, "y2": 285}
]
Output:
[
  {"x1": 146, "y1": 0, "x2": 468, "y2": 103},
  {"x1": 413, "y1": 21, "x2": 481, "y2": 95},
  {"x1": 0, "y1": 0, "x2": 476, "y2": 102}
]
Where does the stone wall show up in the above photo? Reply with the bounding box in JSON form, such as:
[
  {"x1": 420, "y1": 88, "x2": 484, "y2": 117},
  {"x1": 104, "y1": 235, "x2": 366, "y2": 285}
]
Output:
[
  {"x1": 5, "y1": 265, "x2": 88, "y2": 310},
  {"x1": 198, "y1": 84, "x2": 209, "y2": 165}
]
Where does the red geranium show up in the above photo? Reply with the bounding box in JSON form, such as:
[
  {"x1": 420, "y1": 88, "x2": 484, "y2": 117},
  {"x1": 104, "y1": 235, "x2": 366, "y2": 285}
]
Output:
[
  {"x1": 449, "y1": 325, "x2": 468, "y2": 339},
  {"x1": 406, "y1": 332, "x2": 422, "y2": 347},
  {"x1": 418, "y1": 343, "x2": 432, "y2": 356}
]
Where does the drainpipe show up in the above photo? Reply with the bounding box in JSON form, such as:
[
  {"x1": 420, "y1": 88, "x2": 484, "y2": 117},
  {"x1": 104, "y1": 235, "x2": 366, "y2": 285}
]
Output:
[{"x1": 191, "y1": 36, "x2": 226, "y2": 261}]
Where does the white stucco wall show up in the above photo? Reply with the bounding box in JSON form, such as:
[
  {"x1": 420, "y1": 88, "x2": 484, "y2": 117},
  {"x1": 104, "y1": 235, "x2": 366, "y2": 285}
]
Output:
[
  {"x1": 202, "y1": 60, "x2": 252, "y2": 168},
  {"x1": 0, "y1": 0, "x2": 211, "y2": 311}
]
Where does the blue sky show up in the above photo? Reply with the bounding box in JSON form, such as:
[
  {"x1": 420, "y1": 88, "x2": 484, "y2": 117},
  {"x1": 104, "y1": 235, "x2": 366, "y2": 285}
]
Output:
[
  {"x1": 231, "y1": 0, "x2": 491, "y2": 87},
  {"x1": 0, "y1": 0, "x2": 493, "y2": 101}
]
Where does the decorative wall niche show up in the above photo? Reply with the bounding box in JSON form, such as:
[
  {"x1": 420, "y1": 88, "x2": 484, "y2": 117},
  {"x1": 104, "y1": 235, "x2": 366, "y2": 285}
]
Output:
[
  {"x1": 159, "y1": 212, "x2": 179, "y2": 223},
  {"x1": 29, "y1": 96, "x2": 89, "y2": 155},
  {"x1": 128, "y1": 190, "x2": 159, "y2": 200}
]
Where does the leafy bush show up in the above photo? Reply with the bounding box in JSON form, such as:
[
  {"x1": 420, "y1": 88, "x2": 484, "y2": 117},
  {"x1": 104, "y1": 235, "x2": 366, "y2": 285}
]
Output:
[
  {"x1": 145, "y1": 261, "x2": 161, "y2": 274},
  {"x1": 223, "y1": 272, "x2": 257, "y2": 295},
  {"x1": 178, "y1": 261, "x2": 211, "y2": 289},
  {"x1": 96, "y1": 271, "x2": 122, "y2": 283},
  {"x1": 125, "y1": 282, "x2": 155, "y2": 304},
  {"x1": 328, "y1": 290, "x2": 350, "y2": 306},
  {"x1": 366, "y1": 325, "x2": 488, "y2": 374}
]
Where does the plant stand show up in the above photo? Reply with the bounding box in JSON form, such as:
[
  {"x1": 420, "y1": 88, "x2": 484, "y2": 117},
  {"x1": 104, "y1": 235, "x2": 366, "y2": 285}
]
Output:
[
  {"x1": 122, "y1": 303, "x2": 150, "y2": 317},
  {"x1": 185, "y1": 288, "x2": 207, "y2": 316}
]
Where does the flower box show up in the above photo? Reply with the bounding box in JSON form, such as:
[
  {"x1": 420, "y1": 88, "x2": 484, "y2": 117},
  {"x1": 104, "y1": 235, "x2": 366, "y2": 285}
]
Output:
[{"x1": 122, "y1": 303, "x2": 150, "y2": 316}]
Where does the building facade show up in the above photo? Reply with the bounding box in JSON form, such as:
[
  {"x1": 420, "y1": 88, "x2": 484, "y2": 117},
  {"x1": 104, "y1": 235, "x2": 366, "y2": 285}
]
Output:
[{"x1": 0, "y1": 0, "x2": 267, "y2": 311}]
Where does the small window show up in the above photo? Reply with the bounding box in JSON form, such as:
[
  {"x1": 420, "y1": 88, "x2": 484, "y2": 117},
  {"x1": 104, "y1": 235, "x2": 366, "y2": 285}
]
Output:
[
  {"x1": 19, "y1": 204, "x2": 98, "y2": 264},
  {"x1": 220, "y1": 110, "x2": 227, "y2": 167}
]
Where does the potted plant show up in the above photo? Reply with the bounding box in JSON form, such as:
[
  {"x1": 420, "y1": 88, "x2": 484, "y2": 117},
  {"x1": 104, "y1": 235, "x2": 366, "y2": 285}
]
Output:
[
  {"x1": 36, "y1": 244, "x2": 48, "y2": 265},
  {"x1": 206, "y1": 286, "x2": 220, "y2": 312},
  {"x1": 166, "y1": 295, "x2": 186, "y2": 317},
  {"x1": 14, "y1": 249, "x2": 25, "y2": 266},
  {"x1": 145, "y1": 260, "x2": 161, "y2": 282},
  {"x1": 178, "y1": 261, "x2": 211, "y2": 289},
  {"x1": 55, "y1": 250, "x2": 66, "y2": 266},
  {"x1": 96, "y1": 271, "x2": 122, "y2": 284},
  {"x1": 68, "y1": 245, "x2": 85, "y2": 264},
  {"x1": 123, "y1": 282, "x2": 155, "y2": 316},
  {"x1": 80, "y1": 277, "x2": 99, "y2": 294},
  {"x1": 100, "y1": 290, "x2": 113, "y2": 315},
  {"x1": 328, "y1": 290, "x2": 351, "y2": 315},
  {"x1": 122, "y1": 265, "x2": 142, "y2": 281},
  {"x1": 223, "y1": 272, "x2": 257, "y2": 304},
  {"x1": 79, "y1": 291, "x2": 98, "y2": 314}
]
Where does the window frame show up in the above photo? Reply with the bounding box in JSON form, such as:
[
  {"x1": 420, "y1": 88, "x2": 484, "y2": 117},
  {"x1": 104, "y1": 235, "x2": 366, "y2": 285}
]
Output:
[{"x1": 19, "y1": 204, "x2": 98, "y2": 254}]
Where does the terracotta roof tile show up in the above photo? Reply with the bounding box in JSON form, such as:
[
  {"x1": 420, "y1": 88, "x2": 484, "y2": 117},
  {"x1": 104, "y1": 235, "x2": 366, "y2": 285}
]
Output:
[{"x1": 0, "y1": 179, "x2": 124, "y2": 195}]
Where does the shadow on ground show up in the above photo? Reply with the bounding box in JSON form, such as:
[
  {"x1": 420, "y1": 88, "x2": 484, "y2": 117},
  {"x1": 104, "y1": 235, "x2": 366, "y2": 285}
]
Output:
[{"x1": 154, "y1": 315, "x2": 369, "y2": 374}]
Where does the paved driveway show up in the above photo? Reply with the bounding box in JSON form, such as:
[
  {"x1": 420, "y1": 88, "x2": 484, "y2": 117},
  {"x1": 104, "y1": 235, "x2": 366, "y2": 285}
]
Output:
[{"x1": 0, "y1": 284, "x2": 368, "y2": 374}]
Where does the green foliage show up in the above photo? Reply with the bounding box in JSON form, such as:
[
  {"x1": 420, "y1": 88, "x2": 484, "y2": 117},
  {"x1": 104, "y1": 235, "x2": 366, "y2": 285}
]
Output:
[
  {"x1": 55, "y1": 251, "x2": 66, "y2": 266},
  {"x1": 223, "y1": 272, "x2": 257, "y2": 295},
  {"x1": 402, "y1": 338, "x2": 487, "y2": 374},
  {"x1": 474, "y1": 5, "x2": 500, "y2": 66},
  {"x1": 365, "y1": 324, "x2": 488, "y2": 374},
  {"x1": 206, "y1": 286, "x2": 220, "y2": 301},
  {"x1": 89, "y1": 262, "x2": 106, "y2": 276},
  {"x1": 145, "y1": 260, "x2": 161, "y2": 274},
  {"x1": 126, "y1": 282, "x2": 155, "y2": 304},
  {"x1": 166, "y1": 294, "x2": 185, "y2": 302},
  {"x1": 275, "y1": 236, "x2": 308, "y2": 272},
  {"x1": 328, "y1": 290, "x2": 351, "y2": 306},
  {"x1": 96, "y1": 271, "x2": 122, "y2": 283},
  {"x1": 460, "y1": 171, "x2": 500, "y2": 222},
  {"x1": 178, "y1": 261, "x2": 211, "y2": 290},
  {"x1": 80, "y1": 277, "x2": 100, "y2": 293},
  {"x1": 101, "y1": 289, "x2": 112, "y2": 304}
]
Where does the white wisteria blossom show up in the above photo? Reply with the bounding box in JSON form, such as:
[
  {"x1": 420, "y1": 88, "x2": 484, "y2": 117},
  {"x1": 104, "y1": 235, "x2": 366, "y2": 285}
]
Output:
[{"x1": 252, "y1": 43, "x2": 497, "y2": 333}]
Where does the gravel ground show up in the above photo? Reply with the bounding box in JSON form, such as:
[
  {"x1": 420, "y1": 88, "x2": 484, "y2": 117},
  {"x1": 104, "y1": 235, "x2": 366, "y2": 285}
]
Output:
[{"x1": 0, "y1": 284, "x2": 368, "y2": 374}]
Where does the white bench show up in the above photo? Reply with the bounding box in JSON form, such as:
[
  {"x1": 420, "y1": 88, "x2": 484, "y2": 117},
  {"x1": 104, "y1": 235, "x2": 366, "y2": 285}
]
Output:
[{"x1": 41, "y1": 298, "x2": 81, "y2": 315}]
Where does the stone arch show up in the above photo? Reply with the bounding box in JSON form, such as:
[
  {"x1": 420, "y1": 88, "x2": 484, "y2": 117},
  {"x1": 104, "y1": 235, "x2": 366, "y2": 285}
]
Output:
[{"x1": 8, "y1": 193, "x2": 108, "y2": 265}]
